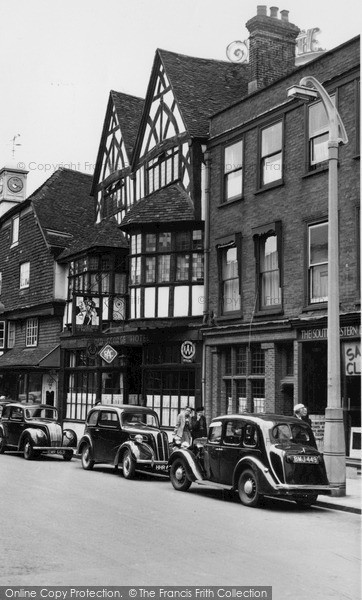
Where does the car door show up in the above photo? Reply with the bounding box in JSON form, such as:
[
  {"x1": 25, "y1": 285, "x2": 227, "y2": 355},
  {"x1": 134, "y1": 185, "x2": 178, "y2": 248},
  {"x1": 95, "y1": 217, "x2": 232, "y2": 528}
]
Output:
[
  {"x1": 203, "y1": 421, "x2": 223, "y2": 481},
  {"x1": 93, "y1": 409, "x2": 122, "y2": 462},
  {"x1": 218, "y1": 419, "x2": 243, "y2": 485},
  {"x1": 6, "y1": 407, "x2": 26, "y2": 447}
]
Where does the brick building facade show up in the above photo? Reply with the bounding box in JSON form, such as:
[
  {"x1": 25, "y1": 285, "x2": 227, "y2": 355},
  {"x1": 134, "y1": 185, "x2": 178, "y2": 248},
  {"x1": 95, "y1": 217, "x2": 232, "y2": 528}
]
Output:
[{"x1": 203, "y1": 16, "x2": 360, "y2": 453}]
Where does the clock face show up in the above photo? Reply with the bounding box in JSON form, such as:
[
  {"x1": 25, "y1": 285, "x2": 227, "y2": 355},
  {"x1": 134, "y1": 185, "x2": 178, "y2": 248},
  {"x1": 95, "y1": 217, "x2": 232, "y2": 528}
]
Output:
[{"x1": 7, "y1": 176, "x2": 23, "y2": 193}]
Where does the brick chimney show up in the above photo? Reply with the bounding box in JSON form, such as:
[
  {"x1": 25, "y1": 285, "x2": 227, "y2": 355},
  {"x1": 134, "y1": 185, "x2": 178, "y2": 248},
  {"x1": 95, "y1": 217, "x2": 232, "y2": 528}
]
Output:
[{"x1": 246, "y1": 6, "x2": 300, "y2": 92}]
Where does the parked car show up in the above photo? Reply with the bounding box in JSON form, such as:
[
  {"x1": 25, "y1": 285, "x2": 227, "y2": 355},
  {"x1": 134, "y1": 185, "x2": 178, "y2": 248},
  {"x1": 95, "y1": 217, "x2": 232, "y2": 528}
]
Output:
[
  {"x1": 0, "y1": 403, "x2": 77, "y2": 460},
  {"x1": 78, "y1": 404, "x2": 170, "y2": 478},
  {"x1": 168, "y1": 413, "x2": 335, "y2": 508}
]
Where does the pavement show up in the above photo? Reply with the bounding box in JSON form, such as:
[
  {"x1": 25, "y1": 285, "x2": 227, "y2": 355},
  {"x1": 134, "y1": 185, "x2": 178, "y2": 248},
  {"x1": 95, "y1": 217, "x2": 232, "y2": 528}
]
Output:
[{"x1": 316, "y1": 475, "x2": 361, "y2": 513}]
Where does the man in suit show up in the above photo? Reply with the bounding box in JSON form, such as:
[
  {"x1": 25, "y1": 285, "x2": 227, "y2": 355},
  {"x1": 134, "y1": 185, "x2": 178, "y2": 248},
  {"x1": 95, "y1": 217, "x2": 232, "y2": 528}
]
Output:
[
  {"x1": 192, "y1": 406, "x2": 207, "y2": 440},
  {"x1": 174, "y1": 406, "x2": 193, "y2": 445}
]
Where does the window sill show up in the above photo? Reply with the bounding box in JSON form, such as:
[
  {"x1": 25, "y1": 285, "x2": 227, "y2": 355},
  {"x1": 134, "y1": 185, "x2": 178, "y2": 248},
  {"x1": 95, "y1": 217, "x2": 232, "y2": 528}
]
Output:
[
  {"x1": 217, "y1": 312, "x2": 243, "y2": 322},
  {"x1": 218, "y1": 196, "x2": 243, "y2": 208},
  {"x1": 254, "y1": 308, "x2": 284, "y2": 317},
  {"x1": 302, "y1": 164, "x2": 329, "y2": 178},
  {"x1": 254, "y1": 180, "x2": 284, "y2": 195},
  {"x1": 302, "y1": 302, "x2": 327, "y2": 312}
]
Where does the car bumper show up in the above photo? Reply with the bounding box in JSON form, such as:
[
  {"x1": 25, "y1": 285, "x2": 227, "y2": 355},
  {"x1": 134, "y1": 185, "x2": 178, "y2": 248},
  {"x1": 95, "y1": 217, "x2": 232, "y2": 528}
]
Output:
[
  {"x1": 272, "y1": 484, "x2": 335, "y2": 496},
  {"x1": 33, "y1": 446, "x2": 74, "y2": 453},
  {"x1": 136, "y1": 459, "x2": 169, "y2": 473}
]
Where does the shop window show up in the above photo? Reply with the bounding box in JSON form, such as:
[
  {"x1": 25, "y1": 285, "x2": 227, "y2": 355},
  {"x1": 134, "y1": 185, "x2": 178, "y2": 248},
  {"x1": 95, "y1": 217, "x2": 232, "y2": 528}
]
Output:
[
  {"x1": 309, "y1": 222, "x2": 328, "y2": 303},
  {"x1": 260, "y1": 120, "x2": 283, "y2": 186},
  {"x1": 251, "y1": 346, "x2": 265, "y2": 375},
  {"x1": 20, "y1": 262, "x2": 30, "y2": 289},
  {"x1": 18, "y1": 373, "x2": 42, "y2": 403},
  {"x1": 252, "y1": 380, "x2": 265, "y2": 413},
  {"x1": 144, "y1": 369, "x2": 195, "y2": 427},
  {"x1": 223, "y1": 140, "x2": 243, "y2": 202},
  {"x1": 25, "y1": 318, "x2": 38, "y2": 347},
  {"x1": 308, "y1": 95, "x2": 335, "y2": 168}
]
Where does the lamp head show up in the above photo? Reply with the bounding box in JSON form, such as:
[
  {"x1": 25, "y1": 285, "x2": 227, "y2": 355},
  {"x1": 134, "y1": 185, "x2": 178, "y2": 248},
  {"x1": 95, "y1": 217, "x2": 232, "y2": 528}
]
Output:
[{"x1": 287, "y1": 84, "x2": 318, "y2": 102}]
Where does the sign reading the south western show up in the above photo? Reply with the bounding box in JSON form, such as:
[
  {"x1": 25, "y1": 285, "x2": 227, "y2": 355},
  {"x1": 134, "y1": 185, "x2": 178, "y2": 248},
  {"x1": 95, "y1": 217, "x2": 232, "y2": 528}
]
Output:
[
  {"x1": 181, "y1": 340, "x2": 196, "y2": 362},
  {"x1": 344, "y1": 342, "x2": 361, "y2": 376},
  {"x1": 99, "y1": 344, "x2": 118, "y2": 364}
]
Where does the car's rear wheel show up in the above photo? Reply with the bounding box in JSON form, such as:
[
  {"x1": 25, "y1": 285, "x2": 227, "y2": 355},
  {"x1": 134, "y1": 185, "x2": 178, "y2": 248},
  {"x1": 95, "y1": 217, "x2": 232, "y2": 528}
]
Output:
[
  {"x1": 294, "y1": 494, "x2": 318, "y2": 508},
  {"x1": 238, "y1": 468, "x2": 260, "y2": 507},
  {"x1": 170, "y1": 459, "x2": 191, "y2": 492},
  {"x1": 122, "y1": 449, "x2": 136, "y2": 479},
  {"x1": 63, "y1": 450, "x2": 73, "y2": 461},
  {"x1": 23, "y1": 438, "x2": 36, "y2": 460},
  {"x1": 0, "y1": 433, "x2": 7, "y2": 454},
  {"x1": 81, "y1": 444, "x2": 94, "y2": 470}
]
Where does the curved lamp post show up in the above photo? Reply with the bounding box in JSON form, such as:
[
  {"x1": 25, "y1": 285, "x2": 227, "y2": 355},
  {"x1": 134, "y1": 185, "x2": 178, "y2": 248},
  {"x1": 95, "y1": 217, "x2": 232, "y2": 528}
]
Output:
[{"x1": 288, "y1": 76, "x2": 348, "y2": 496}]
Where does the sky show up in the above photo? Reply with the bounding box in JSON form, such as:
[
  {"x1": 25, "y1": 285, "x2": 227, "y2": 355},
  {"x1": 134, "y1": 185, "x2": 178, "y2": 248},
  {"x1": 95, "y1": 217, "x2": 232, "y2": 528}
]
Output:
[{"x1": 0, "y1": 0, "x2": 360, "y2": 195}]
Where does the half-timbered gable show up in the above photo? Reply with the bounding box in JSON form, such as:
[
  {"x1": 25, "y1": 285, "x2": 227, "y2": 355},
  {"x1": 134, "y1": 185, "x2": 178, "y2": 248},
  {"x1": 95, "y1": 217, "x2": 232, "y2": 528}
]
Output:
[{"x1": 92, "y1": 91, "x2": 144, "y2": 225}]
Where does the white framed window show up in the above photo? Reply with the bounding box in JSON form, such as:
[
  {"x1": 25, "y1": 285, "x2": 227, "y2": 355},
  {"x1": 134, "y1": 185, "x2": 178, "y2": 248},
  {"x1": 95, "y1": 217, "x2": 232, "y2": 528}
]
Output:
[
  {"x1": 11, "y1": 215, "x2": 20, "y2": 246},
  {"x1": 26, "y1": 318, "x2": 38, "y2": 347},
  {"x1": 224, "y1": 140, "x2": 243, "y2": 202},
  {"x1": 221, "y1": 246, "x2": 241, "y2": 314},
  {"x1": 259, "y1": 234, "x2": 282, "y2": 308},
  {"x1": 308, "y1": 95, "x2": 335, "y2": 166},
  {"x1": 20, "y1": 262, "x2": 30, "y2": 289},
  {"x1": 7, "y1": 321, "x2": 15, "y2": 348},
  {"x1": 260, "y1": 121, "x2": 283, "y2": 185},
  {"x1": 0, "y1": 321, "x2": 5, "y2": 349},
  {"x1": 309, "y1": 222, "x2": 328, "y2": 303}
]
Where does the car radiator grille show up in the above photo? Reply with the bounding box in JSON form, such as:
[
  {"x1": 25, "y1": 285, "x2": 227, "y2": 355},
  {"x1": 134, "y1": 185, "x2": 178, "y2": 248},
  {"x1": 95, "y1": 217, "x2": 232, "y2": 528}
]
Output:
[
  {"x1": 156, "y1": 431, "x2": 170, "y2": 461},
  {"x1": 47, "y1": 423, "x2": 63, "y2": 447}
]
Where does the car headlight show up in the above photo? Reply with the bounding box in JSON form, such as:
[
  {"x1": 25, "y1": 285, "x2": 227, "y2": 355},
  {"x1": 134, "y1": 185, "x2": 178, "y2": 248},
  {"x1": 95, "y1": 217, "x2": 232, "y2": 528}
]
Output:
[{"x1": 134, "y1": 434, "x2": 143, "y2": 443}]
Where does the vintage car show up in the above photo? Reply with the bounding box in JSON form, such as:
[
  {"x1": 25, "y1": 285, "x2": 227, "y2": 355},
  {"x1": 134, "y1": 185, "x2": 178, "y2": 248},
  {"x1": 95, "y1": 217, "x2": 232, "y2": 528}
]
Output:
[
  {"x1": 0, "y1": 403, "x2": 77, "y2": 460},
  {"x1": 168, "y1": 413, "x2": 335, "y2": 508},
  {"x1": 78, "y1": 404, "x2": 170, "y2": 478}
]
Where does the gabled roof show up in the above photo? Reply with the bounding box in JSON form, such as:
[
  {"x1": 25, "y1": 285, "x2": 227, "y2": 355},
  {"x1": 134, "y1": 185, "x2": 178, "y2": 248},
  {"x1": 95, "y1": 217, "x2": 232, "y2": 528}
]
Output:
[
  {"x1": 91, "y1": 90, "x2": 144, "y2": 195},
  {"x1": 158, "y1": 49, "x2": 250, "y2": 138},
  {"x1": 58, "y1": 216, "x2": 128, "y2": 260},
  {"x1": 119, "y1": 184, "x2": 195, "y2": 230},
  {"x1": 29, "y1": 168, "x2": 94, "y2": 252},
  {"x1": 131, "y1": 49, "x2": 250, "y2": 164}
]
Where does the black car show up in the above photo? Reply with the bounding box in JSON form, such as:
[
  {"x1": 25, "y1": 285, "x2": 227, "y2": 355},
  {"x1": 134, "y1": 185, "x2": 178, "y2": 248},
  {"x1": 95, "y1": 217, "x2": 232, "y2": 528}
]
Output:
[
  {"x1": 78, "y1": 404, "x2": 170, "y2": 478},
  {"x1": 0, "y1": 403, "x2": 77, "y2": 460},
  {"x1": 168, "y1": 413, "x2": 335, "y2": 507}
]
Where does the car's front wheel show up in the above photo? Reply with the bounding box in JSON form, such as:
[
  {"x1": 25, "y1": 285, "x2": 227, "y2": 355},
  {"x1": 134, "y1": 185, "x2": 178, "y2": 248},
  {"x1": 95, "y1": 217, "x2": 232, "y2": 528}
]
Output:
[
  {"x1": 122, "y1": 449, "x2": 136, "y2": 479},
  {"x1": 81, "y1": 444, "x2": 94, "y2": 470},
  {"x1": 63, "y1": 450, "x2": 73, "y2": 461},
  {"x1": 238, "y1": 469, "x2": 260, "y2": 507},
  {"x1": 294, "y1": 494, "x2": 318, "y2": 508},
  {"x1": 170, "y1": 459, "x2": 191, "y2": 492},
  {"x1": 23, "y1": 438, "x2": 36, "y2": 460}
]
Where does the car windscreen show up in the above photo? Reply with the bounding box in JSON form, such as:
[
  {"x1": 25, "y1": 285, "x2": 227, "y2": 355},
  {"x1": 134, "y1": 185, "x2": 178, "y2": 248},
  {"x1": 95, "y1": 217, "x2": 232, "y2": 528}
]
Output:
[
  {"x1": 122, "y1": 412, "x2": 159, "y2": 428},
  {"x1": 25, "y1": 407, "x2": 58, "y2": 420},
  {"x1": 271, "y1": 423, "x2": 316, "y2": 446}
]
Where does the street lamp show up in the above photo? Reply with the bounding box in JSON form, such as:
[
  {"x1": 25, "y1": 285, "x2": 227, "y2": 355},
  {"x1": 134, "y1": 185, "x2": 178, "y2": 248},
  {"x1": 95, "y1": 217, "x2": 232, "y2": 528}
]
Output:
[{"x1": 287, "y1": 76, "x2": 348, "y2": 497}]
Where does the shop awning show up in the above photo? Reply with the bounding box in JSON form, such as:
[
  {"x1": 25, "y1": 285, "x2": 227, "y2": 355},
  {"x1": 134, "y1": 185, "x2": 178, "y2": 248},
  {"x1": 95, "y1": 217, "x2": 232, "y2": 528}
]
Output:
[{"x1": 0, "y1": 345, "x2": 60, "y2": 369}]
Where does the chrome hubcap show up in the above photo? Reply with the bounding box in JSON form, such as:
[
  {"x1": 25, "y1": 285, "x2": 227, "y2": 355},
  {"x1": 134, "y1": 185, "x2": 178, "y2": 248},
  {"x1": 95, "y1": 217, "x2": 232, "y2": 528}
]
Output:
[
  {"x1": 244, "y1": 479, "x2": 254, "y2": 495},
  {"x1": 175, "y1": 466, "x2": 184, "y2": 481}
]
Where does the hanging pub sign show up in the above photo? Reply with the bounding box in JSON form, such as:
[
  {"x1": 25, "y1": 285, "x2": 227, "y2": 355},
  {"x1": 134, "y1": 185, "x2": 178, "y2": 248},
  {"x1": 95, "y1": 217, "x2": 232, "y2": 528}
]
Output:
[
  {"x1": 99, "y1": 344, "x2": 118, "y2": 364},
  {"x1": 181, "y1": 340, "x2": 196, "y2": 363},
  {"x1": 344, "y1": 342, "x2": 361, "y2": 376}
]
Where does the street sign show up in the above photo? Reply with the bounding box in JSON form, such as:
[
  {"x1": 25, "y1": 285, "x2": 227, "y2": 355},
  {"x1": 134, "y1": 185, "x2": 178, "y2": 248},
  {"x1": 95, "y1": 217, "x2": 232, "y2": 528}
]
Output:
[{"x1": 99, "y1": 344, "x2": 118, "y2": 364}]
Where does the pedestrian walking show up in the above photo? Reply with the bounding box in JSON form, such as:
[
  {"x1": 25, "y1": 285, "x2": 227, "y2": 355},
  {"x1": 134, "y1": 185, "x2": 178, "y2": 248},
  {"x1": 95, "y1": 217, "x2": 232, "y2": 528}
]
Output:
[
  {"x1": 192, "y1": 406, "x2": 207, "y2": 440},
  {"x1": 173, "y1": 406, "x2": 193, "y2": 445},
  {"x1": 293, "y1": 403, "x2": 312, "y2": 427}
]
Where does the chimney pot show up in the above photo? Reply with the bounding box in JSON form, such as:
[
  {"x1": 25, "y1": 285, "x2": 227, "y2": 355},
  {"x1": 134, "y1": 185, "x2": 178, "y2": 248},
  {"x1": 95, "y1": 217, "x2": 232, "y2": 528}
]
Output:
[
  {"x1": 280, "y1": 9, "x2": 289, "y2": 22},
  {"x1": 257, "y1": 5, "x2": 267, "y2": 16},
  {"x1": 270, "y1": 6, "x2": 279, "y2": 18}
]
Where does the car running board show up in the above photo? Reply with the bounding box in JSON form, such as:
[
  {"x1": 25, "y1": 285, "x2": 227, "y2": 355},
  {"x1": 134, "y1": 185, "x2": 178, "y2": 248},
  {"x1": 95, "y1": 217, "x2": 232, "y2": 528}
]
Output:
[{"x1": 195, "y1": 479, "x2": 234, "y2": 491}]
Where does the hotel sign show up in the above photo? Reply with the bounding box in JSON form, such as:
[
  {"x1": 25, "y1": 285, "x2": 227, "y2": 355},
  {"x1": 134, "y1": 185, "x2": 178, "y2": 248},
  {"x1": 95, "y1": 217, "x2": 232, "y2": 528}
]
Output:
[{"x1": 300, "y1": 325, "x2": 361, "y2": 341}]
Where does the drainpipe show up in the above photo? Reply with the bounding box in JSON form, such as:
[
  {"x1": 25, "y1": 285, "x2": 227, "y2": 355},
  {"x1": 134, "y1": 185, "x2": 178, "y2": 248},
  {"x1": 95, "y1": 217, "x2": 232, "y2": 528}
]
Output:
[{"x1": 201, "y1": 149, "x2": 211, "y2": 411}]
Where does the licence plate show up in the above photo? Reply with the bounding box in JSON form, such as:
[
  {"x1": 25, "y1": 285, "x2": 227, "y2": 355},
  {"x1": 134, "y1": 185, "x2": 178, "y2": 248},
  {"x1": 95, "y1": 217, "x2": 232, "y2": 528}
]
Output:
[
  {"x1": 292, "y1": 455, "x2": 319, "y2": 464},
  {"x1": 155, "y1": 464, "x2": 167, "y2": 471}
]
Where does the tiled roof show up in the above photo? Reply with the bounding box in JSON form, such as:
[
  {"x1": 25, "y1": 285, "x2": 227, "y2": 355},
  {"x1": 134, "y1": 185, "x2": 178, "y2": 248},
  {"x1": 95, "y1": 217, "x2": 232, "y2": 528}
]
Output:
[
  {"x1": 30, "y1": 168, "x2": 94, "y2": 250},
  {"x1": 111, "y1": 90, "x2": 145, "y2": 157},
  {"x1": 0, "y1": 346, "x2": 60, "y2": 368},
  {"x1": 120, "y1": 184, "x2": 195, "y2": 229},
  {"x1": 58, "y1": 217, "x2": 128, "y2": 260},
  {"x1": 158, "y1": 49, "x2": 250, "y2": 138}
]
